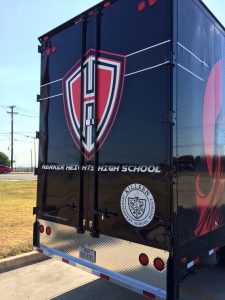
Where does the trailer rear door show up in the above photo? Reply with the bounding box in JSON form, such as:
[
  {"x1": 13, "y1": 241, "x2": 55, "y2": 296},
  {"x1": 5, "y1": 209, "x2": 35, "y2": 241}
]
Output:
[{"x1": 37, "y1": 0, "x2": 172, "y2": 251}]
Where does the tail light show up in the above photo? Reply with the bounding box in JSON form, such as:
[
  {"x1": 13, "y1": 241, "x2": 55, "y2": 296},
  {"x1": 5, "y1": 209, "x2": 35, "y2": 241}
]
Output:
[
  {"x1": 138, "y1": 1, "x2": 146, "y2": 12},
  {"x1": 139, "y1": 253, "x2": 149, "y2": 266},
  {"x1": 103, "y1": 1, "x2": 111, "y2": 8},
  {"x1": 39, "y1": 224, "x2": 44, "y2": 233},
  {"x1": 154, "y1": 257, "x2": 165, "y2": 271},
  {"x1": 46, "y1": 226, "x2": 51, "y2": 235},
  {"x1": 51, "y1": 46, "x2": 56, "y2": 54},
  {"x1": 149, "y1": 0, "x2": 157, "y2": 6},
  {"x1": 138, "y1": 0, "x2": 157, "y2": 12}
]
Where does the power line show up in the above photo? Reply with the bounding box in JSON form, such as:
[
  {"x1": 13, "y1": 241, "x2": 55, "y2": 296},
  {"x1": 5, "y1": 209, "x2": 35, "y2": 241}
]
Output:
[
  {"x1": 14, "y1": 139, "x2": 33, "y2": 144},
  {"x1": 15, "y1": 133, "x2": 34, "y2": 138},
  {"x1": 15, "y1": 134, "x2": 37, "y2": 166},
  {"x1": 14, "y1": 122, "x2": 35, "y2": 129},
  {"x1": 14, "y1": 134, "x2": 37, "y2": 166},
  {"x1": 15, "y1": 131, "x2": 35, "y2": 134},
  {"x1": 16, "y1": 106, "x2": 36, "y2": 115},
  {"x1": 0, "y1": 131, "x2": 35, "y2": 135},
  {"x1": 17, "y1": 113, "x2": 38, "y2": 118}
]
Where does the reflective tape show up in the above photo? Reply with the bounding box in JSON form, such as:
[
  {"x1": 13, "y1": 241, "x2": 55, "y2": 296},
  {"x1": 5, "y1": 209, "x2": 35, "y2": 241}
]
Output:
[{"x1": 34, "y1": 246, "x2": 166, "y2": 299}]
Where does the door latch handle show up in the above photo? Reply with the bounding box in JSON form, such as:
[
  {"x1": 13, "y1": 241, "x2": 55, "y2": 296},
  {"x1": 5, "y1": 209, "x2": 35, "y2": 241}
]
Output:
[
  {"x1": 96, "y1": 209, "x2": 118, "y2": 221},
  {"x1": 65, "y1": 203, "x2": 77, "y2": 211}
]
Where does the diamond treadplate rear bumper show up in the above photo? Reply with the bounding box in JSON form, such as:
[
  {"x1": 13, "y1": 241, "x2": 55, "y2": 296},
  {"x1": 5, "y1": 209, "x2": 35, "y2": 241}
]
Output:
[{"x1": 37, "y1": 219, "x2": 169, "y2": 299}]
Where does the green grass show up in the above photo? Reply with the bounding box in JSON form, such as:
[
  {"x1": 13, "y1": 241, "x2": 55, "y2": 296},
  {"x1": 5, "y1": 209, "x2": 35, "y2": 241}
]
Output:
[{"x1": 0, "y1": 180, "x2": 36, "y2": 259}]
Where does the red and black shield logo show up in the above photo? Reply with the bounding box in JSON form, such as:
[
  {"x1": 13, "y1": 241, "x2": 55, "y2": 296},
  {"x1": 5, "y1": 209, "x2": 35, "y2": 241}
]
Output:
[{"x1": 62, "y1": 49, "x2": 126, "y2": 160}]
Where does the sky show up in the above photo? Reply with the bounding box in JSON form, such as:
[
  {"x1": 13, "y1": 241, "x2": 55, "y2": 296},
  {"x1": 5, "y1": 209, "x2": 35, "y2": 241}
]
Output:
[{"x1": 0, "y1": 0, "x2": 224, "y2": 167}]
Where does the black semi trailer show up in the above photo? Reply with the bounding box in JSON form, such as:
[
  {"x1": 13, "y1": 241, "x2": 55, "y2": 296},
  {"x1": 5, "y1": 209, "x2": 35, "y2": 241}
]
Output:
[{"x1": 34, "y1": 0, "x2": 225, "y2": 299}]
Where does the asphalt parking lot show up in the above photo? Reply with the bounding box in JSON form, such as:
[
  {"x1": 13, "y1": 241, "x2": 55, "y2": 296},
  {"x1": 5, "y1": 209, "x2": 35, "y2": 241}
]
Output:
[{"x1": 0, "y1": 258, "x2": 224, "y2": 300}]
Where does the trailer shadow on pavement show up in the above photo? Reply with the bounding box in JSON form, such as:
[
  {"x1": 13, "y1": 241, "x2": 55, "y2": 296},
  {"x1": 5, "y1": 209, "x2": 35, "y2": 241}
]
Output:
[
  {"x1": 51, "y1": 279, "x2": 144, "y2": 300},
  {"x1": 179, "y1": 265, "x2": 225, "y2": 300},
  {"x1": 51, "y1": 265, "x2": 225, "y2": 300},
  {"x1": 0, "y1": 259, "x2": 225, "y2": 300}
]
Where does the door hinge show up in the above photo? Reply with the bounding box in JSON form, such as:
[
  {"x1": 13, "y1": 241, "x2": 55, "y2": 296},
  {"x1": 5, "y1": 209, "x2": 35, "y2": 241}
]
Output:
[
  {"x1": 169, "y1": 110, "x2": 176, "y2": 125},
  {"x1": 170, "y1": 51, "x2": 176, "y2": 67},
  {"x1": 38, "y1": 41, "x2": 50, "y2": 54}
]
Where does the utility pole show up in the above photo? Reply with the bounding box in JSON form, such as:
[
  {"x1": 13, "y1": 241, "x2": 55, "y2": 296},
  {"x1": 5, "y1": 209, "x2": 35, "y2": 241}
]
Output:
[
  {"x1": 7, "y1": 106, "x2": 18, "y2": 171},
  {"x1": 30, "y1": 149, "x2": 33, "y2": 172},
  {"x1": 33, "y1": 137, "x2": 36, "y2": 168}
]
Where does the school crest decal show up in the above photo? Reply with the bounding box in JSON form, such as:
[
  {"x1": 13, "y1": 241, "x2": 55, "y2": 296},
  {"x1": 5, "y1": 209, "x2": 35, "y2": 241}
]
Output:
[
  {"x1": 63, "y1": 49, "x2": 126, "y2": 160},
  {"x1": 121, "y1": 183, "x2": 155, "y2": 227}
]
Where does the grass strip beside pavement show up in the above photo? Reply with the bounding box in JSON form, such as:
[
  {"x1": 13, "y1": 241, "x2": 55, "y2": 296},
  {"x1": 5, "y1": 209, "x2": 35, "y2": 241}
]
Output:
[{"x1": 0, "y1": 180, "x2": 36, "y2": 259}]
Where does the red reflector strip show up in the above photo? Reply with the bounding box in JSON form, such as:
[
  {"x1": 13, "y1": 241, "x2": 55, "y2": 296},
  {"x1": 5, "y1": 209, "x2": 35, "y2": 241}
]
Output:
[
  {"x1": 209, "y1": 246, "x2": 219, "y2": 256},
  {"x1": 187, "y1": 257, "x2": 200, "y2": 269},
  {"x1": 143, "y1": 290, "x2": 155, "y2": 299},
  {"x1": 194, "y1": 257, "x2": 200, "y2": 264},
  {"x1": 43, "y1": 36, "x2": 48, "y2": 41},
  {"x1": 104, "y1": 1, "x2": 111, "y2": 8},
  {"x1": 33, "y1": 249, "x2": 165, "y2": 299},
  {"x1": 88, "y1": 10, "x2": 94, "y2": 16},
  {"x1": 100, "y1": 273, "x2": 109, "y2": 280}
]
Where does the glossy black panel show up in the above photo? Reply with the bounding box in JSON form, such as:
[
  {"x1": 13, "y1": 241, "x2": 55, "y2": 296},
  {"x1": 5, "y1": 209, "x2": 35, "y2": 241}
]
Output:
[
  {"x1": 37, "y1": 0, "x2": 172, "y2": 250},
  {"x1": 177, "y1": 0, "x2": 225, "y2": 247},
  {"x1": 36, "y1": 0, "x2": 225, "y2": 257},
  {"x1": 88, "y1": 0, "x2": 171, "y2": 249}
]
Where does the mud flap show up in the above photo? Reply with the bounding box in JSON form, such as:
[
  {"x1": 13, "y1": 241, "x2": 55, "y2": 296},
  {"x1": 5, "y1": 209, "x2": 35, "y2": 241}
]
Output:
[
  {"x1": 33, "y1": 221, "x2": 40, "y2": 247},
  {"x1": 218, "y1": 246, "x2": 225, "y2": 266}
]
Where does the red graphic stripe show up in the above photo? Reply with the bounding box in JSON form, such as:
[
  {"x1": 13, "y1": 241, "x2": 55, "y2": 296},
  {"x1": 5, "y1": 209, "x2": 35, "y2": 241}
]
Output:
[{"x1": 195, "y1": 60, "x2": 225, "y2": 237}]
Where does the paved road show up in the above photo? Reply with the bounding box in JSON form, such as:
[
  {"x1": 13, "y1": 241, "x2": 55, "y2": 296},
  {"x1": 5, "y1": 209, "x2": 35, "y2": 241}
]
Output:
[
  {"x1": 0, "y1": 258, "x2": 224, "y2": 300},
  {"x1": 0, "y1": 173, "x2": 36, "y2": 181}
]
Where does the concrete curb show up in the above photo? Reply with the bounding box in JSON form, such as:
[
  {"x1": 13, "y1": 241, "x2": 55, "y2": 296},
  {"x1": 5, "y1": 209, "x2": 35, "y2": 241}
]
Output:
[{"x1": 0, "y1": 251, "x2": 49, "y2": 273}]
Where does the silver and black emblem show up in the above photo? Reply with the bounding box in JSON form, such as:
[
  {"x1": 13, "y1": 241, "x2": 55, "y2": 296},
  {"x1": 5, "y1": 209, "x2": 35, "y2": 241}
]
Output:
[{"x1": 121, "y1": 183, "x2": 155, "y2": 227}]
